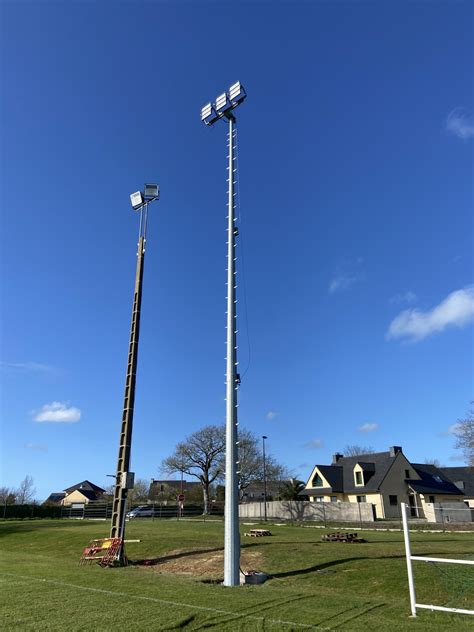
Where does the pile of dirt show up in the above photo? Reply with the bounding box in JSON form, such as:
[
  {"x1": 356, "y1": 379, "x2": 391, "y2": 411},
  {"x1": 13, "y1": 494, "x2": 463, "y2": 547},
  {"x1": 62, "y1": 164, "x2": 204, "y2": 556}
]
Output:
[{"x1": 136, "y1": 547, "x2": 263, "y2": 578}]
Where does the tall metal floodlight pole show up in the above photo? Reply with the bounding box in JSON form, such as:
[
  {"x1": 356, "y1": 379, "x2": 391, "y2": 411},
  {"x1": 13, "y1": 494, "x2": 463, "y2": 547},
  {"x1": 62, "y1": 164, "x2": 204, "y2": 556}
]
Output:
[
  {"x1": 201, "y1": 82, "x2": 247, "y2": 586},
  {"x1": 262, "y1": 435, "x2": 268, "y2": 522},
  {"x1": 110, "y1": 183, "x2": 160, "y2": 563}
]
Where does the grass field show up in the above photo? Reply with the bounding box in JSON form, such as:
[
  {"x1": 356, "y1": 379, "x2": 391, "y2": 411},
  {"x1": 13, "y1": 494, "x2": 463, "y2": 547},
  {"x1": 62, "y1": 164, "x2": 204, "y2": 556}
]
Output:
[{"x1": 0, "y1": 518, "x2": 473, "y2": 631}]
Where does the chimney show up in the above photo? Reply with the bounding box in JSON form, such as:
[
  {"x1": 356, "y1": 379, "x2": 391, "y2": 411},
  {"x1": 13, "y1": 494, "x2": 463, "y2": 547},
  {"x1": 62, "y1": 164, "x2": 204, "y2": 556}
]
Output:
[
  {"x1": 332, "y1": 453, "x2": 344, "y2": 464},
  {"x1": 389, "y1": 446, "x2": 402, "y2": 457}
]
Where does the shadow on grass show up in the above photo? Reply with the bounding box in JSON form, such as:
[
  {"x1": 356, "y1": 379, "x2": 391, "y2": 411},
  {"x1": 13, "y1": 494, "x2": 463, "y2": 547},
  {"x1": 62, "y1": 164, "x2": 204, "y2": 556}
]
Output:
[
  {"x1": 270, "y1": 550, "x2": 474, "y2": 580},
  {"x1": 130, "y1": 546, "x2": 224, "y2": 566}
]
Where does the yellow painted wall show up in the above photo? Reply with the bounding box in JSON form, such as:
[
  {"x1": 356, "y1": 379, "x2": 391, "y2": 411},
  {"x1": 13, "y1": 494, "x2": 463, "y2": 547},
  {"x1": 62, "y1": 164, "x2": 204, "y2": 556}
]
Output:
[
  {"x1": 62, "y1": 490, "x2": 92, "y2": 505},
  {"x1": 346, "y1": 493, "x2": 382, "y2": 518}
]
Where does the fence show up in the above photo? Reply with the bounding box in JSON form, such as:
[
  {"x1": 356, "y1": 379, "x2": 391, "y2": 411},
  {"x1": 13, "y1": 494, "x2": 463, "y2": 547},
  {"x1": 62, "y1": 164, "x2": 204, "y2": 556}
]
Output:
[
  {"x1": 401, "y1": 501, "x2": 474, "y2": 617},
  {"x1": 238, "y1": 500, "x2": 374, "y2": 524},
  {"x1": 2, "y1": 502, "x2": 217, "y2": 520}
]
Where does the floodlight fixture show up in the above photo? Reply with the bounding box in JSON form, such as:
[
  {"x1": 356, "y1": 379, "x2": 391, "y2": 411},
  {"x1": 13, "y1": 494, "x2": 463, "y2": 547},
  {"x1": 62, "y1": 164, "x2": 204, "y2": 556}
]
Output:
[
  {"x1": 144, "y1": 183, "x2": 159, "y2": 200},
  {"x1": 130, "y1": 191, "x2": 144, "y2": 210},
  {"x1": 200, "y1": 81, "x2": 247, "y2": 127},
  {"x1": 201, "y1": 102, "x2": 214, "y2": 122},
  {"x1": 229, "y1": 81, "x2": 246, "y2": 105},
  {"x1": 215, "y1": 92, "x2": 228, "y2": 112}
]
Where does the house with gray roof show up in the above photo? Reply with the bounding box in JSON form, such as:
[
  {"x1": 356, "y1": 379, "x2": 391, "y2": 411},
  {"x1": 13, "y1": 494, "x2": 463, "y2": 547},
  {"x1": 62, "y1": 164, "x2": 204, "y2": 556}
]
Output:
[
  {"x1": 302, "y1": 446, "x2": 466, "y2": 519},
  {"x1": 439, "y1": 466, "x2": 474, "y2": 507}
]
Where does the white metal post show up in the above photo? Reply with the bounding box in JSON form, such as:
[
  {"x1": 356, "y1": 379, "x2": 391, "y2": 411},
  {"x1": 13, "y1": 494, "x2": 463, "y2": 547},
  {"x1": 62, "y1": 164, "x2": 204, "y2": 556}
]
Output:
[
  {"x1": 224, "y1": 114, "x2": 240, "y2": 586},
  {"x1": 401, "y1": 502, "x2": 417, "y2": 617}
]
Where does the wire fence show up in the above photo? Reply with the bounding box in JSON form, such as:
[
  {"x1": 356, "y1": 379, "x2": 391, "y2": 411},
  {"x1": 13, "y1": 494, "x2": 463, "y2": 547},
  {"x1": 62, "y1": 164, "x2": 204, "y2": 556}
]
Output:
[{"x1": 401, "y1": 502, "x2": 474, "y2": 617}]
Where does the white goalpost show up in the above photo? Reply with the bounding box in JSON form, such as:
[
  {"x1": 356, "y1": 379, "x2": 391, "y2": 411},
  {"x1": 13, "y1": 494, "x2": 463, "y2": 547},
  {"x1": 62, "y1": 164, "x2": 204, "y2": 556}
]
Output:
[{"x1": 401, "y1": 501, "x2": 474, "y2": 617}]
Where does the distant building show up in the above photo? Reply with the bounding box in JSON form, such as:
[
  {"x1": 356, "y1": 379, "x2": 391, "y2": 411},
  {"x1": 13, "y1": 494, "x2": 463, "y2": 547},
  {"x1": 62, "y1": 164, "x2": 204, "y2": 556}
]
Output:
[
  {"x1": 301, "y1": 446, "x2": 466, "y2": 519},
  {"x1": 43, "y1": 492, "x2": 66, "y2": 505},
  {"x1": 44, "y1": 480, "x2": 105, "y2": 506},
  {"x1": 149, "y1": 479, "x2": 201, "y2": 502},
  {"x1": 439, "y1": 467, "x2": 474, "y2": 508},
  {"x1": 240, "y1": 480, "x2": 287, "y2": 502}
]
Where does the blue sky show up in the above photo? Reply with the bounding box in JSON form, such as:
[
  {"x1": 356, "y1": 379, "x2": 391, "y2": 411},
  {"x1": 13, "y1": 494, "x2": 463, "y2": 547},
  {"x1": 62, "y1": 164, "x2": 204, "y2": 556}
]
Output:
[{"x1": 1, "y1": 1, "x2": 472, "y2": 501}]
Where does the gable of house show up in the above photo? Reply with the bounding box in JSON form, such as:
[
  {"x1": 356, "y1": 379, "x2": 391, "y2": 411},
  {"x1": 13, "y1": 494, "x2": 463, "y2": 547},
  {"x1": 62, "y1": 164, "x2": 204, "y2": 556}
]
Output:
[{"x1": 304, "y1": 464, "x2": 343, "y2": 495}]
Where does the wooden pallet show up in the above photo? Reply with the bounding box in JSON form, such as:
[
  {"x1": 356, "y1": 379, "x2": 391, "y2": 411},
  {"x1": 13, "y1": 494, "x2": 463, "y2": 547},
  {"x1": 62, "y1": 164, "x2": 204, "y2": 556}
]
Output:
[
  {"x1": 244, "y1": 529, "x2": 272, "y2": 537},
  {"x1": 321, "y1": 532, "x2": 366, "y2": 543}
]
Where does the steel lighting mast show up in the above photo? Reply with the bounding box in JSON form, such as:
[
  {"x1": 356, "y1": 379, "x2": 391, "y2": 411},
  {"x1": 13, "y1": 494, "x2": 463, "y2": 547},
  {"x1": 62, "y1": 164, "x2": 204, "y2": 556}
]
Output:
[
  {"x1": 110, "y1": 184, "x2": 160, "y2": 562},
  {"x1": 201, "y1": 82, "x2": 247, "y2": 586}
]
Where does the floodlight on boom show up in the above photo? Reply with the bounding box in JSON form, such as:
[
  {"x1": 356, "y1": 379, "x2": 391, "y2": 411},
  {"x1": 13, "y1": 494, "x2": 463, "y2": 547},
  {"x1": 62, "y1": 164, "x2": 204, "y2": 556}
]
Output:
[
  {"x1": 144, "y1": 183, "x2": 159, "y2": 200},
  {"x1": 130, "y1": 191, "x2": 144, "y2": 210}
]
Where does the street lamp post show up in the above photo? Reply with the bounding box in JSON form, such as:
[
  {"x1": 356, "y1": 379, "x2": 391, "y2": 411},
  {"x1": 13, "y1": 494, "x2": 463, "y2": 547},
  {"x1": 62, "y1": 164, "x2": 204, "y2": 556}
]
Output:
[
  {"x1": 262, "y1": 436, "x2": 268, "y2": 522},
  {"x1": 201, "y1": 82, "x2": 247, "y2": 587},
  {"x1": 109, "y1": 184, "x2": 160, "y2": 563}
]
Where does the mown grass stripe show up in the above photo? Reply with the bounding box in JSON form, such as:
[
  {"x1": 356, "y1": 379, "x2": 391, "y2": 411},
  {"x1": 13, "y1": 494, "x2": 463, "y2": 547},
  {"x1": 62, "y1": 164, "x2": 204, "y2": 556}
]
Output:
[{"x1": 2, "y1": 572, "x2": 331, "y2": 631}]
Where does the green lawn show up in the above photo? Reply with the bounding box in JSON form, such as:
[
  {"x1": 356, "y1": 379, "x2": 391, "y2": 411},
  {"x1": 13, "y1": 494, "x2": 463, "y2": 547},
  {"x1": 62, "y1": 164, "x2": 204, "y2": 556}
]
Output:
[{"x1": 0, "y1": 519, "x2": 473, "y2": 631}]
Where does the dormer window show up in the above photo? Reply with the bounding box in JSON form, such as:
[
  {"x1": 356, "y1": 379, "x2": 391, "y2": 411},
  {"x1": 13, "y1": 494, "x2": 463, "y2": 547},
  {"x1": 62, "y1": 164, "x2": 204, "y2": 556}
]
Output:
[
  {"x1": 312, "y1": 473, "x2": 323, "y2": 487},
  {"x1": 355, "y1": 471, "x2": 363, "y2": 485}
]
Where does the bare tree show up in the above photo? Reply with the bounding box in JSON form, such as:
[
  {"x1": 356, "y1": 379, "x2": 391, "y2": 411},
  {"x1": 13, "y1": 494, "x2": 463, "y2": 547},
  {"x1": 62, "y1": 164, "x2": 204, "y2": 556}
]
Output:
[
  {"x1": 237, "y1": 429, "x2": 290, "y2": 498},
  {"x1": 161, "y1": 425, "x2": 225, "y2": 514},
  {"x1": 128, "y1": 478, "x2": 150, "y2": 505},
  {"x1": 424, "y1": 458, "x2": 441, "y2": 467},
  {"x1": 453, "y1": 402, "x2": 474, "y2": 466},
  {"x1": 343, "y1": 445, "x2": 375, "y2": 457},
  {"x1": 0, "y1": 487, "x2": 16, "y2": 505},
  {"x1": 16, "y1": 475, "x2": 36, "y2": 504}
]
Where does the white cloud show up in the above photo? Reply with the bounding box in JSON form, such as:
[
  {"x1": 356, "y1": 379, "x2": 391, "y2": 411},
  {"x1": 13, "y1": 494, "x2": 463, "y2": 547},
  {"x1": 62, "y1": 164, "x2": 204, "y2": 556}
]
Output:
[
  {"x1": 387, "y1": 286, "x2": 474, "y2": 342},
  {"x1": 446, "y1": 107, "x2": 474, "y2": 140},
  {"x1": 303, "y1": 439, "x2": 324, "y2": 449},
  {"x1": 1, "y1": 361, "x2": 54, "y2": 373},
  {"x1": 329, "y1": 275, "x2": 358, "y2": 294},
  {"x1": 266, "y1": 410, "x2": 278, "y2": 420},
  {"x1": 359, "y1": 423, "x2": 379, "y2": 433},
  {"x1": 329, "y1": 258, "x2": 364, "y2": 294},
  {"x1": 33, "y1": 401, "x2": 81, "y2": 423},
  {"x1": 390, "y1": 291, "x2": 417, "y2": 305},
  {"x1": 24, "y1": 442, "x2": 48, "y2": 452}
]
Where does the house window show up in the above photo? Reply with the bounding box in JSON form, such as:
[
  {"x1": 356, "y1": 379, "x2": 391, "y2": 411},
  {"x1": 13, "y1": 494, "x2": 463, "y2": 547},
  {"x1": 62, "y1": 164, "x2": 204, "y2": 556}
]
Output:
[
  {"x1": 312, "y1": 473, "x2": 323, "y2": 487},
  {"x1": 429, "y1": 496, "x2": 435, "y2": 503},
  {"x1": 389, "y1": 495, "x2": 397, "y2": 506},
  {"x1": 405, "y1": 469, "x2": 410, "y2": 478},
  {"x1": 356, "y1": 495, "x2": 366, "y2": 503},
  {"x1": 314, "y1": 496, "x2": 324, "y2": 503},
  {"x1": 330, "y1": 496, "x2": 337, "y2": 503},
  {"x1": 355, "y1": 471, "x2": 363, "y2": 485}
]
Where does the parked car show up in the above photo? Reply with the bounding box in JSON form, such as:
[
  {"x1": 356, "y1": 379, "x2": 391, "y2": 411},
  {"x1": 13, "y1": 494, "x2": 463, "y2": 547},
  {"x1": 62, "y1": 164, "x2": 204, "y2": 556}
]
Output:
[{"x1": 126, "y1": 505, "x2": 155, "y2": 519}]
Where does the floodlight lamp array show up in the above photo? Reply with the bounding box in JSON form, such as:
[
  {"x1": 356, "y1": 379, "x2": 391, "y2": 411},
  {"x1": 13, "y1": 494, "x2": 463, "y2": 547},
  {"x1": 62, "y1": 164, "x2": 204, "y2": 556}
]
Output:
[
  {"x1": 130, "y1": 184, "x2": 160, "y2": 210},
  {"x1": 201, "y1": 81, "x2": 247, "y2": 126}
]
